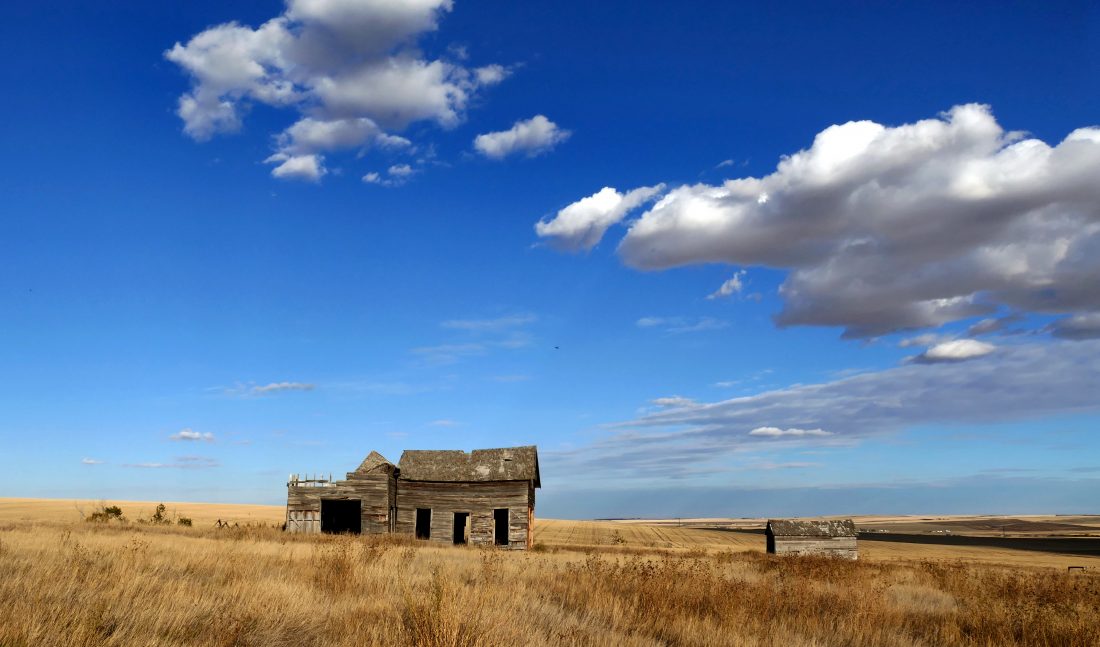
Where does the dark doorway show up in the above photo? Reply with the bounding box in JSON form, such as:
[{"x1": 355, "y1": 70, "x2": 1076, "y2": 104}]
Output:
[
  {"x1": 453, "y1": 512, "x2": 469, "y2": 545},
  {"x1": 415, "y1": 508, "x2": 431, "y2": 540},
  {"x1": 494, "y1": 508, "x2": 509, "y2": 546},
  {"x1": 320, "y1": 499, "x2": 361, "y2": 534}
]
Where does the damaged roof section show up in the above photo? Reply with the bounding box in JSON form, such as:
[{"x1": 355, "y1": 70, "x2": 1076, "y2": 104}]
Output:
[
  {"x1": 352, "y1": 450, "x2": 395, "y2": 476},
  {"x1": 766, "y1": 519, "x2": 857, "y2": 537},
  {"x1": 399, "y1": 446, "x2": 540, "y2": 487}
]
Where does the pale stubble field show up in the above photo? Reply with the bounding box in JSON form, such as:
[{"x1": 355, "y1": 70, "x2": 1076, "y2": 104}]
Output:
[{"x1": 1, "y1": 498, "x2": 1098, "y2": 646}]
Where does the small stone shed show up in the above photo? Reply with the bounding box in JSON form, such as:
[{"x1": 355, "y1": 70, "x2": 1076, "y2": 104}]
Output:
[
  {"x1": 765, "y1": 519, "x2": 858, "y2": 559},
  {"x1": 286, "y1": 445, "x2": 540, "y2": 550}
]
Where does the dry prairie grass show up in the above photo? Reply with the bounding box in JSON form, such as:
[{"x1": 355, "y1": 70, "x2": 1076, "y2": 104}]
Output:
[{"x1": 1, "y1": 519, "x2": 1098, "y2": 646}]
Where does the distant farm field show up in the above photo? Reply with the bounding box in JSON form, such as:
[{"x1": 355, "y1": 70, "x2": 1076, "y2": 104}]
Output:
[{"x1": 2, "y1": 499, "x2": 1099, "y2": 645}]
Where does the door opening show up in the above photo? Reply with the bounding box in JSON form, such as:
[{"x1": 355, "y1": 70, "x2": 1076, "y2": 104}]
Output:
[
  {"x1": 320, "y1": 499, "x2": 361, "y2": 534},
  {"x1": 493, "y1": 508, "x2": 509, "y2": 546},
  {"x1": 415, "y1": 508, "x2": 431, "y2": 540},
  {"x1": 453, "y1": 512, "x2": 469, "y2": 545}
]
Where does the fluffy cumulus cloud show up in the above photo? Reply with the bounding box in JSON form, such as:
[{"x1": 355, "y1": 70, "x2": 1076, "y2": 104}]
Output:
[
  {"x1": 550, "y1": 340, "x2": 1100, "y2": 479},
  {"x1": 166, "y1": 0, "x2": 506, "y2": 180},
  {"x1": 535, "y1": 185, "x2": 666, "y2": 251},
  {"x1": 473, "y1": 115, "x2": 570, "y2": 159},
  {"x1": 541, "y1": 105, "x2": 1100, "y2": 337}
]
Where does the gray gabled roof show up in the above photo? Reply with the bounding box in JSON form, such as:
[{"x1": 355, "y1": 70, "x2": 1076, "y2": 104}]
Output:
[
  {"x1": 766, "y1": 519, "x2": 856, "y2": 537},
  {"x1": 352, "y1": 450, "x2": 395, "y2": 475},
  {"x1": 398, "y1": 446, "x2": 539, "y2": 487}
]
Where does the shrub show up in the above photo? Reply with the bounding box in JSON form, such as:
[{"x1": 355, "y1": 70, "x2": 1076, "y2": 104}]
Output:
[
  {"x1": 177, "y1": 517, "x2": 192, "y2": 527},
  {"x1": 86, "y1": 505, "x2": 124, "y2": 523},
  {"x1": 149, "y1": 504, "x2": 170, "y2": 525}
]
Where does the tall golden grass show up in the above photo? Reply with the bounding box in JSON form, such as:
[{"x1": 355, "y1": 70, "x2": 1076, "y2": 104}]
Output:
[{"x1": 1, "y1": 519, "x2": 1098, "y2": 646}]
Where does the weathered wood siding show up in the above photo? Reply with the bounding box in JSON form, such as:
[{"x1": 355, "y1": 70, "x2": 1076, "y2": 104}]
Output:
[
  {"x1": 395, "y1": 480, "x2": 533, "y2": 549},
  {"x1": 770, "y1": 535, "x2": 858, "y2": 560},
  {"x1": 285, "y1": 472, "x2": 395, "y2": 534}
]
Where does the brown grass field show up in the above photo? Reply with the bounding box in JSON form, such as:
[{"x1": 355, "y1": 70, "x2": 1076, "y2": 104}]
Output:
[{"x1": 2, "y1": 498, "x2": 1099, "y2": 646}]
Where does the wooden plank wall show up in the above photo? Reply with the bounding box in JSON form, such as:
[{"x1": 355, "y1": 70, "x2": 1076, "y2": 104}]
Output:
[
  {"x1": 285, "y1": 472, "x2": 394, "y2": 534},
  {"x1": 772, "y1": 536, "x2": 858, "y2": 560},
  {"x1": 395, "y1": 480, "x2": 533, "y2": 549}
]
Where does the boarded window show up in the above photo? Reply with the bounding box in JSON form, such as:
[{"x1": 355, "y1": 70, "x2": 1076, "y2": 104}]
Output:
[
  {"x1": 415, "y1": 508, "x2": 431, "y2": 540},
  {"x1": 494, "y1": 508, "x2": 509, "y2": 546},
  {"x1": 320, "y1": 499, "x2": 361, "y2": 535},
  {"x1": 453, "y1": 512, "x2": 469, "y2": 545}
]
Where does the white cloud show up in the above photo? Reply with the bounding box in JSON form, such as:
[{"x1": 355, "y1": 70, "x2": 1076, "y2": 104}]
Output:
[
  {"x1": 388, "y1": 163, "x2": 415, "y2": 177},
  {"x1": 362, "y1": 162, "x2": 418, "y2": 186},
  {"x1": 535, "y1": 185, "x2": 666, "y2": 251},
  {"x1": 914, "y1": 339, "x2": 996, "y2": 363},
  {"x1": 169, "y1": 428, "x2": 215, "y2": 442},
  {"x1": 544, "y1": 105, "x2": 1100, "y2": 337},
  {"x1": 81, "y1": 458, "x2": 104, "y2": 465},
  {"x1": 429, "y1": 419, "x2": 461, "y2": 427},
  {"x1": 706, "y1": 271, "x2": 745, "y2": 300},
  {"x1": 474, "y1": 115, "x2": 570, "y2": 159},
  {"x1": 166, "y1": 0, "x2": 503, "y2": 181},
  {"x1": 265, "y1": 153, "x2": 326, "y2": 181},
  {"x1": 252, "y1": 381, "x2": 315, "y2": 394},
  {"x1": 748, "y1": 426, "x2": 832, "y2": 437}
]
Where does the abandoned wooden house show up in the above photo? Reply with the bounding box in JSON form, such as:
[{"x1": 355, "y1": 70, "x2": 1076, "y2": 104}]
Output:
[
  {"x1": 285, "y1": 445, "x2": 540, "y2": 549},
  {"x1": 765, "y1": 519, "x2": 858, "y2": 559}
]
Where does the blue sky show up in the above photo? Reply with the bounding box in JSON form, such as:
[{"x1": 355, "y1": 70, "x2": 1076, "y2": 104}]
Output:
[{"x1": 2, "y1": 1, "x2": 1098, "y2": 517}]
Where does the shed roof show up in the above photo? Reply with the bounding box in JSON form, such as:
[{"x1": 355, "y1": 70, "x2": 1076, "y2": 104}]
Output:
[
  {"x1": 353, "y1": 450, "x2": 395, "y2": 475},
  {"x1": 766, "y1": 519, "x2": 856, "y2": 537},
  {"x1": 398, "y1": 446, "x2": 539, "y2": 487}
]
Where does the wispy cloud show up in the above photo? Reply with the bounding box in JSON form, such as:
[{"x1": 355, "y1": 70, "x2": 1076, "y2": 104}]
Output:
[
  {"x1": 442, "y1": 313, "x2": 536, "y2": 331},
  {"x1": 124, "y1": 456, "x2": 219, "y2": 469},
  {"x1": 706, "y1": 270, "x2": 746, "y2": 300},
  {"x1": 411, "y1": 342, "x2": 490, "y2": 364},
  {"x1": 251, "y1": 381, "x2": 315, "y2": 395},
  {"x1": 221, "y1": 381, "x2": 316, "y2": 397},
  {"x1": 748, "y1": 427, "x2": 832, "y2": 437},
  {"x1": 81, "y1": 458, "x2": 104, "y2": 465},
  {"x1": 745, "y1": 461, "x2": 820, "y2": 470},
  {"x1": 548, "y1": 340, "x2": 1100, "y2": 481},
  {"x1": 651, "y1": 396, "x2": 697, "y2": 408},
  {"x1": 636, "y1": 316, "x2": 728, "y2": 334},
  {"x1": 169, "y1": 428, "x2": 214, "y2": 442},
  {"x1": 414, "y1": 312, "x2": 537, "y2": 364},
  {"x1": 429, "y1": 419, "x2": 461, "y2": 427}
]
